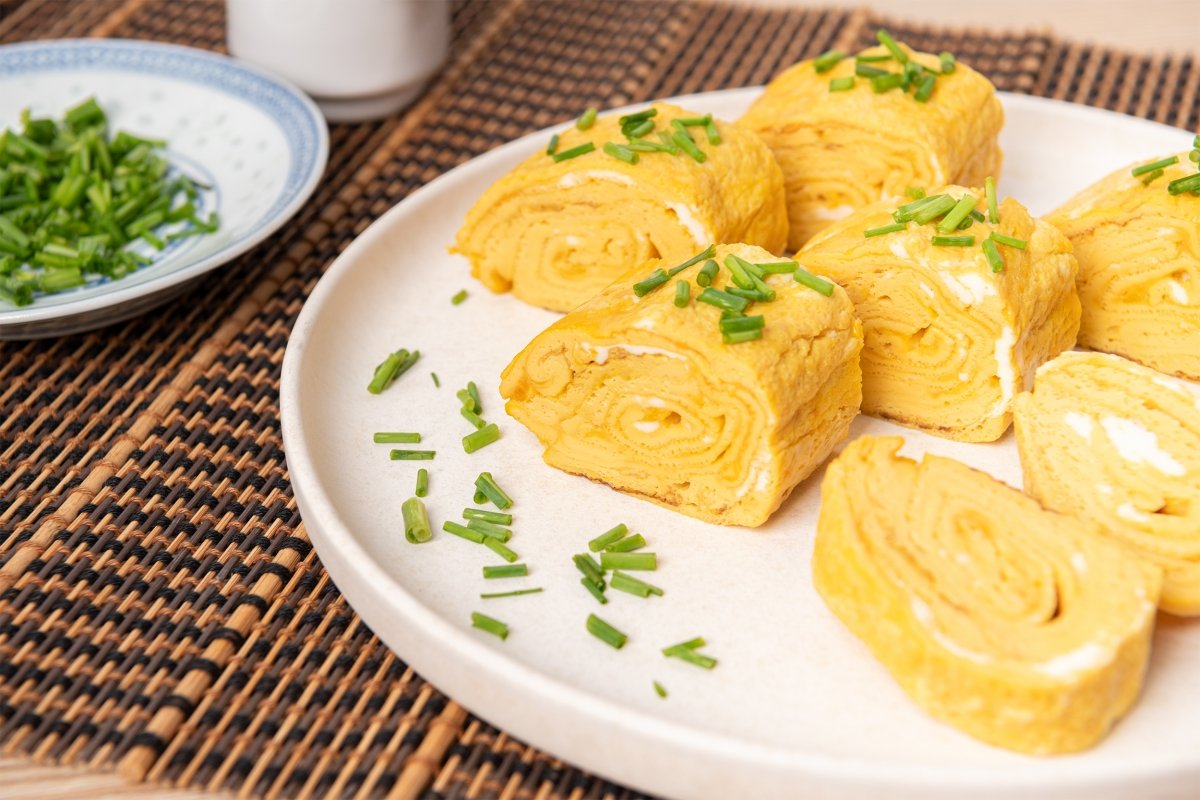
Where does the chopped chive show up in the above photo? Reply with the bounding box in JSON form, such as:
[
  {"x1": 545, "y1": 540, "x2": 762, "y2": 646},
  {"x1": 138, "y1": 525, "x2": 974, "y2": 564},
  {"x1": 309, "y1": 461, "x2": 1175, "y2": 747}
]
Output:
[
  {"x1": 724, "y1": 254, "x2": 757, "y2": 290},
  {"x1": 483, "y1": 537, "x2": 519, "y2": 563},
  {"x1": 467, "y1": 381, "x2": 481, "y2": 409},
  {"x1": 368, "y1": 349, "x2": 419, "y2": 394},
  {"x1": 463, "y1": 423, "x2": 500, "y2": 454},
  {"x1": 940, "y1": 51, "x2": 956, "y2": 73},
  {"x1": 1167, "y1": 173, "x2": 1200, "y2": 195},
  {"x1": 443, "y1": 520, "x2": 485, "y2": 543},
  {"x1": 580, "y1": 577, "x2": 608, "y2": 604},
  {"x1": 552, "y1": 142, "x2": 595, "y2": 163},
  {"x1": 401, "y1": 497, "x2": 433, "y2": 544},
  {"x1": 475, "y1": 472, "x2": 513, "y2": 509},
  {"x1": 464, "y1": 508, "x2": 512, "y2": 525},
  {"x1": 981, "y1": 237, "x2": 1005, "y2": 273},
  {"x1": 937, "y1": 194, "x2": 978, "y2": 233},
  {"x1": 625, "y1": 139, "x2": 672, "y2": 153},
  {"x1": 696, "y1": 287, "x2": 750, "y2": 313},
  {"x1": 876, "y1": 29, "x2": 908, "y2": 63},
  {"x1": 668, "y1": 636, "x2": 706, "y2": 650},
  {"x1": 719, "y1": 314, "x2": 765, "y2": 334},
  {"x1": 1131, "y1": 156, "x2": 1178, "y2": 177},
  {"x1": 589, "y1": 524, "x2": 629, "y2": 552},
  {"x1": 871, "y1": 73, "x2": 904, "y2": 93},
  {"x1": 905, "y1": 187, "x2": 926, "y2": 199},
  {"x1": 1194, "y1": 134, "x2": 1200, "y2": 148},
  {"x1": 912, "y1": 194, "x2": 957, "y2": 225},
  {"x1": 655, "y1": 130, "x2": 680, "y2": 154},
  {"x1": 471, "y1": 611, "x2": 509, "y2": 640},
  {"x1": 989, "y1": 232, "x2": 1028, "y2": 249},
  {"x1": 663, "y1": 645, "x2": 718, "y2": 669},
  {"x1": 577, "y1": 107, "x2": 598, "y2": 130},
  {"x1": 451, "y1": 289, "x2": 468, "y2": 305},
  {"x1": 374, "y1": 432, "x2": 421, "y2": 444},
  {"x1": 633, "y1": 268, "x2": 669, "y2": 297},
  {"x1": 914, "y1": 74, "x2": 936, "y2": 102},
  {"x1": 723, "y1": 328, "x2": 763, "y2": 344},
  {"x1": 619, "y1": 108, "x2": 657, "y2": 126},
  {"x1": 813, "y1": 49, "x2": 845, "y2": 73},
  {"x1": 865, "y1": 222, "x2": 906, "y2": 237},
  {"x1": 931, "y1": 235, "x2": 975, "y2": 246},
  {"x1": 901, "y1": 60, "x2": 921, "y2": 90},
  {"x1": 390, "y1": 449, "x2": 436, "y2": 460},
  {"x1": 467, "y1": 519, "x2": 512, "y2": 541},
  {"x1": 667, "y1": 244, "x2": 717, "y2": 276},
  {"x1": 855, "y1": 63, "x2": 889, "y2": 78},
  {"x1": 893, "y1": 193, "x2": 945, "y2": 222},
  {"x1": 675, "y1": 115, "x2": 712, "y2": 127},
  {"x1": 1141, "y1": 168, "x2": 1166, "y2": 186},
  {"x1": 474, "y1": 489, "x2": 489, "y2": 505},
  {"x1": 457, "y1": 388, "x2": 478, "y2": 412},
  {"x1": 984, "y1": 176, "x2": 998, "y2": 223},
  {"x1": 794, "y1": 267, "x2": 835, "y2": 297},
  {"x1": 829, "y1": 76, "x2": 856, "y2": 92},
  {"x1": 461, "y1": 407, "x2": 487, "y2": 429},
  {"x1": 431, "y1": 372, "x2": 440, "y2": 387},
  {"x1": 415, "y1": 468, "x2": 429, "y2": 497},
  {"x1": 574, "y1": 553, "x2": 605, "y2": 583},
  {"x1": 605, "y1": 534, "x2": 646, "y2": 553},
  {"x1": 602, "y1": 141, "x2": 639, "y2": 165},
  {"x1": 725, "y1": 286, "x2": 771, "y2": 302},
  {"x1": 483, "y1": 563, "x2": 528, "y2": 579},
  {"x1": 704, "y1": 121, "x2": 721, "y2": 145},
  {"x1": 671, "y1": 130, "x2": 706, "y2": 163},
  {"x1": 856, "y1": 53, "x2": 892, "y2": 63},
  {"x1": 697, "y1": 259, "x2": 719, "y2": 287},
  {"x1": 756, "y1": 259, "x2": 797, "y2": 274},
  {"x1": 480, "y1": 587, "x2": 543, "y2": 599},
  {"x1": 969, "y1": 209, "x2": 986, "y2": 222},
  {"x1": 600, "y1": 551, "x2": 657, "y2": 571},
  {"x1": 610, "y1": 571, "x2": 664, "y2": 598},
  {"x1": 624, "y1": 119, "x2": 656, "y2": 139},
  {"x1": 1191, "y1": 150, "x2": 1200, "y2": 163},
  {"x1": 673, "y1": 280, "x2": 690, "y2": 307},
  {"x1": 654, "y1": 681, "x2": 667, "y2": 698},
  {"x1": 586, "y1": 613, "x2": 628, "y2": 649},
  {"x1": 546, "y1": 133, "x2": 560, "y2": 155}
]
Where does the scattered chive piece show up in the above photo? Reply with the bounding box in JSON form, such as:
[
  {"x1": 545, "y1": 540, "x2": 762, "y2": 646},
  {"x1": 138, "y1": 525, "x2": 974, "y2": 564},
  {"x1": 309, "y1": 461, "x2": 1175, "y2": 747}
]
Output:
[
  {"x1": 1194, "y1": 135, "x2": 1200, "y2": 148},
  {"x1": 724, "y1": 254, "x2": 756, "y2": 290},
  {"x1": 871, "y1": 73, "x2": 904, "y2": 93},
  {"x1": 719, "y1": 314, "x2": 765, "y2": 334},
  {"x1": 931, "y1": 235, "x2": 975, "y2": 246},
  {"x1": 443, "y1": 520, "x2": 486, "y2": 543},
  {"x1": 876, "y1": 29, "x2": 908, "y2": 63},
  {"x1": 633, "y1": 268, "x2": 669, "y2": 297},
  {"x1": 914, "y1": 74, "x2": 936, "y2": 102},
  {"x1": 457, "y1": 388, "x2": 478, "y2": 412},
  {"x1": 461, "y1": 407, "x2": 487, "y2": 430},
  {"x1": 901, "y1": 60, "x2": 921, "y2": 90},
  {"x1": 1167, "y1": 173, "x2": 1200, "y2": 195},
  {"x1": 589, "y1": 524, "x2": 629, "y2": 552},
  {"x1": 481, "y1": 588, "x2": 543, "y2": 599},
  {"x1": 1131, "y1": 156, "x2": 1178, "y2": 177},
  {"x1": 981, "y1": 237, "x2": 1005, "y2": 273},
  {"x1": 676, "y1": 115, "x2": 712, "y2": 127},
  {"x1": 1192, "y1": 150, "x2": 1200, "y2": 163},
  {"x1": 669, "y1": 636, "x2": 706, "y2": 650},
  {"x1": 655, "y1": 130, "x2": 680, "y2": 154},
  {"x1": 600, "y1": 551, "x2": 657, "y2": 571},
  {"x1": 625, "y1": 139, "x2": 672, "y2": 153},
  {"x1": 431, "y1": 372, "x2": 440, "y2": 387},
  {"x1": 619, "y1": 108, "x2": 657, "y2": 125},
  {"x1": 722, "y1": 328, "x2": 763, "y2": 344},
  {"x1": 969, "y1": 209, "x2": 986, "y2": 222},
  {"x1": 893, "y1": 193, "x2": 944, "y2": 222},
  {"x1": 984, "y1": 176, "x2": 999, "y2": 223},
  {"x1": 474, "y1": 489, "x2": 489, "y2": 504},
  {"x1": 552, "y1": 142, "x2": 595, "y2": 163},
  {"x1": 989, "y1": 232, "x2": 1028, "y2": 250},
  {"x1": 674, "y1": 280, "x2": 690, "y2": 307},
  {"x1": 467, "y1": 519, "x2": 512, "y2": 541},
  {"x1": 667, "y1": 244, "x2": 717, "y2": 276},
  {"x1": 912, "y1": 194, "x2": 957, "y2": 224},
  {"x1": 574, "y1": 553, "x2": 605, "y2": 583},
  {"x1": 586, "y1": 613, "x2": 628, "y2": 649},
  {"x1": 390, "y1": 449, "x2": 436, "y2": 460},
  {"x1": 906, "y1": 187, "x2": 926, "y2": 200},
  {"x1": 546, "y1": 133, "x2": 559, "y2": 155},
  {"x1": 855, "y1": 63, "x2": 888, "y2": 79},
  {"x1": 451, "y1": 289, "x2": 468, "y2": 305},
  {"x1": 829, "y1": 76, "x2": 856, "y2": 92},
  {"x1": 663, "y1": 645, "x2": 718, "y2": 669},
  {"x1": 672, "y1": 130, "x2": 706, "y2": 163},
  {"x1": 704, "y1": 121, "x2": 721, "y2": 145},
  {"x1": 625, "y1": 119, "x2": 655, "y2": 139},
  {"x1": 467, "y1": 381, "x2": 481, "y2": 410},
  {"x1": 577, "y1": 107, "x2": 598, "y2": 131},
  {"x1": 475, "y1": 472, "x2": 513, "y2": 509},
  {"x1": 580, "y1": 577, "x2": 608, "y2": 604},
  {"x1": 937, "y1": 194, "x2": 978, "y2": 233},
  {"x1": 471, "y1": 611, "x2": 509, "y2": 640},
  {"x1": 813, "y1": 49, "x2": 845, "y2": 73},
  {"x1": 757, "y1": 259, "x2": 798, "y2": 274},
  {"x1": 374, "y1": 432, "x2": 421, "y2": 444},
  {"x1": 794, "y1": 267, "x2": 835, "y2": 297},
  {"x1": 368, "y1": 349, "x2": 420, "y2": 394},
  {"x1": 865, "y1": 222, "x2": 906, "y2": 237},
  {"x1": 697, "y1": 259, "x2": 719, "y2": 287},
  {"x1": 463, "y1": 422, "x2": 500, "y2": 454},
  {"x1": 464, "y1": 508, "x2": 512, "y2": 525},
  {"x1": 483, "y1": 564, "x2": 528, "y2": 579},
  {"x1": 415, "y1": 468, "x2": 429, "y2": 498},
  {"x1": 483, "y1": 537, "x2": 519, "y2": 563},
  {"x1": 607, "y1": 533, "x2": 647, "y2": 552},
  {"x1": 610, "y1": 571, "x2": 664, "y2": 598},
  {"x1": 602, "y1": 141, "x2": 638, "y2": 165},
  {"x1": 1141, "y1": 168, "x2": 1166, "y2": 186},
  {"x1": 654, "y1": 681, "x2": 668, "y2": 698},
  {"x1": 401, "y1": 497, "x2": 432, "y2": 544},
  {"x1": 856, "y1": 53, "x2": 891, "y2": 63},
  {"x1": 697, "y1": 287, "x2": 750, "y2": 313},
  {"x1": 940, "y1": 51, "x2": 956, "y2": 73}
]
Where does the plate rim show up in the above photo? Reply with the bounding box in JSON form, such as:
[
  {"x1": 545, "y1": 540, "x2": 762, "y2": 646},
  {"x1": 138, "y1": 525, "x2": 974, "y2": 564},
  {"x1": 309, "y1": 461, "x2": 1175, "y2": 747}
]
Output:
[
  {"x1": 281, "y1": 88, "x2": 1199, "y2": 799},
  {"x1": 0, "y1": 37, "x2": 330, "y2": 331}
]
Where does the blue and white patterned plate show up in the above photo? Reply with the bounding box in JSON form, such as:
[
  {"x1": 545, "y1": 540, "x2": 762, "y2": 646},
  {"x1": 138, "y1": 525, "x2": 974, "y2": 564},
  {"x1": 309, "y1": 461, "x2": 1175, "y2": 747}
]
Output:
[{"x1": 0, "y1": 39, "x2": 328, "y2": 339}]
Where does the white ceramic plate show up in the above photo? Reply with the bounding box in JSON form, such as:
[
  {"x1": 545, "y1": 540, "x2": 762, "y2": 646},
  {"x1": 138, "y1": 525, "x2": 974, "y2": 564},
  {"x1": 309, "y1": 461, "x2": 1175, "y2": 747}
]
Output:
[
  {"x1": 281, "y1": 90, "x2": 1200, "y2": 800},
  {"x1": 0, "y1": 39, "x2": 328, "y2": 339}
]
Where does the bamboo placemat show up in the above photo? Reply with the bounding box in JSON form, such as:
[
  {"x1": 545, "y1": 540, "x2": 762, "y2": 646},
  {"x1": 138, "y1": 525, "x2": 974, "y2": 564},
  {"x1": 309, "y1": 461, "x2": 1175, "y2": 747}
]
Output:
[{"x1": 0, "y1": 1, "x2": 1197, "y2": 798}]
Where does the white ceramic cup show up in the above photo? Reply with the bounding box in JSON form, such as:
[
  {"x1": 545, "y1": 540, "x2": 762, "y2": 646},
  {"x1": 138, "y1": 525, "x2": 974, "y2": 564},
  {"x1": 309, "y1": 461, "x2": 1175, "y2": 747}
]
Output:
[{"x1": 226, "y1": 0, "x2": 449, "y2": 122}]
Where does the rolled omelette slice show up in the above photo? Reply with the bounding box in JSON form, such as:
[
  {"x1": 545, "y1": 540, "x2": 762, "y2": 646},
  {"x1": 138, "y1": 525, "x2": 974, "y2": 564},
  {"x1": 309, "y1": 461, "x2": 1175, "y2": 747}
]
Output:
[
  {"x1": 1014, "y1": 350, "x2": 1200, "y2": 615},
  {"x1": 1046, "y1": 154, "x2": 1200, "y2": 379},
  {"x1": 499, "y1": 243, "x2": 863, "y2": 527},
  {"x1": 452, "y1": 103, "x2": 788, "y2": 313},
  {"x1": 814, "y1": 435, "x2": 1160, "y2": 755},
  {"x1": 740, "y1": 45, "x2": 1003, "y2": 250},
  {"x1": 797, "y1": 185, "x2": 1080, "y2": 442}
]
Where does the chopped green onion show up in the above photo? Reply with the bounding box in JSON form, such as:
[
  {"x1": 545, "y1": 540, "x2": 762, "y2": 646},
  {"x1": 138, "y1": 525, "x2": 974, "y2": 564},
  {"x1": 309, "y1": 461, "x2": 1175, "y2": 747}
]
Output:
[
  {"x1": 675, "y1": 115, "x2": 712, "y2": 127},
  {"x1": 969, "y1": 209, "x2": 986, "y2": 222},
  {"x1": 457, "y1": 388, "x2": 478, "y2": 413},
  {"x1": 1191, "y1": 150, "x2": 1200, "y2": 163},
  {"x1": 940, "y1": 51, "x2": 956, "y2": 73},
  {"x1": 697, "y1": 287, "x2": 750, "y2": 313},
  {"x1": 401, "y1": 497, "x2": 432, "y2": 544},
  {"x1": 475, "y1": 472, "x2": 513, "y2": 509},
  {"x1": 464, "y1": 508, "x2": 512, "y2": 525},
  {"x1": 474, "y1": 489, "x2": 489, "y2": 505},
  {"x1": 586, "y1": 613, "x2": 628, "y2": 649},
  {"x1": 1141, "y1": 168, "x2": 1166, "y2": 186},
  {"x1": 461, "y1": 407, "x2": 487, "y2": 430},
  {"x1": 876, "y1": 29, "x2": 908, "y2": 63},
  {"x1": 389, "y1": 449, "x2": 436, "y2": 460},
  {"x1": 580, "y1": 577, "x2": 608, "y2": 604},
  {"x1": 697, "y1": 259, "x2": 719, "y2": 287},
  {"x1": 443, "y1": 520, "x2": 485, "y2": 543},
  {"x1": 931, "y1": 235, "x2": 975, "y2": 246},
  {"x1": 451, "y1": 289, "x2": 468, "y2": 305},
  {"x1": 914, "y1": 74, "x2": 936, "y2": 102},
  {"x1": 373, "y1": 432, "x2": 421, "y2": 444},
  {"x1": 471, "y1": 611, "x2": 509, "y2": 640},
  {"x1": 719, "y1": 314, "x2": 765, "y2": 334},
  {"x1": 912, "y1": 194, "x2": 957, "y2": 225},
  {"x1": 619, "y1": 108, "x2": 657, "y2": 126},
  {"x1": 483, "y1": 563, "x2": 528, "y2": 579},
  {"x1": 602, "y1": 141, "x2": 638, "y2": 164},
  {"x1": 467, "y1": 519, "x2": 512, "y2": 541},
  {"x1": 552, "y1": 142, "x2": 595, "y2": 163},
  {"x1": 625, "y1": 138, "x2": 673, "y2": 153},
  {"x1": 672, "y1": 130, "x2": 706, "y2": 163},
  {"x1": 467, "y1": 381, "x2": 481, "y2": 409},
  {"x1": 1131, "y1": 156, "x2": 1178, "y2": 177},
  {"x1": 794, "y1": 267, "x2": 835, "y2": 296},
  {"x1": 589, "y1": 524, "x2": 629, "y2": 552},
  {"x1": 829, "y1": 76, "x2": 856, "y2": 92},
  {"x1": 756, "y1": 259, "x2": 798, "y2": 274},
  {"x1": 855, "y1": 63, "x2": 889, "y2": 78},
  {"x1": 633, "y1": 268, "x2": 669, "y2": 297},
  {"x1": 813, "y1": 50, "x2": 845, "y2": 73},
  {"x1": 667, "y1": 244, "x2": 717, "y2": 276},
  {"x1": 856, "y1": 53, "x2": 892, "y2": 63},
  {"x1": 981, "y1": 237, "x2": 1005, "y2": 273},
  {"x1": 600, "y1": 551, "x2": 657, "y2": 571},
  {"x1": 606, "y1": 533, "x2": 647, "y2": 552},
  {"x1": 865, "y1": 222, "x2": 906, "y2": 237},
  {"x1": 704, "y1": 121, "x2": 721, "y2": 145},
  {"x1": 368, "y1": 349, "x2": 420, "y2": 394},
  {"x1": 905, "y1": 187, "x2": 926, "y2": 199},
  {"x1": 463, "y1": 422, "x2": 501, "y2": 453},
  {"x1": 724, "y1": 254, "x2": 757, "y2": 290},
  {"x1": 673, "y1": 280, "x2": 690, "y2": 307},
  {"x1": 871, "y1": 73, "x2": 904, "y2": 93},
  {"x1": 722, "y1": 328, "x2": 763, "y2": 344},
  {"x1": 984, "y1": 176, "x2": 999, "y2": 223},
  {"x1": 546, "y1": 133, "x2": 559, "y2": 155},
  {"x1": 663, "y1": 644, "x2": 717, "y2": 669},
  {"x1": 624, "y1": 119, "x2": 656, "y2": 139},
  {"x1": 893, "y1": 193, "x2": 945, "y2": 222},
  {"x1": 655, "y1": 130, "x2": 680, "y2": 154},
  {"x1": 1167, "y1": 173, "x2": 1200, "y2": 195},
  {"x1": 654, "y1": 681, "x2": 668, "y2": 698},
  {"x1": 483, "y1": 537, "x2": 519, "y2": 563},
  {"x1": 480, "y1": 587, "x2": 543, "y2": 599},
  {"x1": 989, "y1": 232, "x2": 1028, "y2": 249},
  {"x1": 937, "y1": 194, "x2": 978, "y2": 233},
  {"x1": 574, "y1": 552, "x2": 605, "y2": 583},
  {"x1": 431, "y1": 372, "x2": 440, "y2": 387},
  {"x1": 415, "y1": 468, "x2": 429, "y2": 498},
  {"x1": 577, "y1": 107, "x2": 598, "y2": 131},
  {"x1": 1194, "y1": 135, "x2": 1200, "y2": 148},
  {"x1": 610, "y1": 571, "x2": 664, "y2": 598}
]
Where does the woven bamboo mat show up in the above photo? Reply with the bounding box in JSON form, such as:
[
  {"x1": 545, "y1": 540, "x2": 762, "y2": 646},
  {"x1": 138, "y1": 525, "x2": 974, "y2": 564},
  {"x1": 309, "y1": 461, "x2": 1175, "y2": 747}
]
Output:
[{"x1": 1, "y1": 1, "x2": 1197, "y2": 797}]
